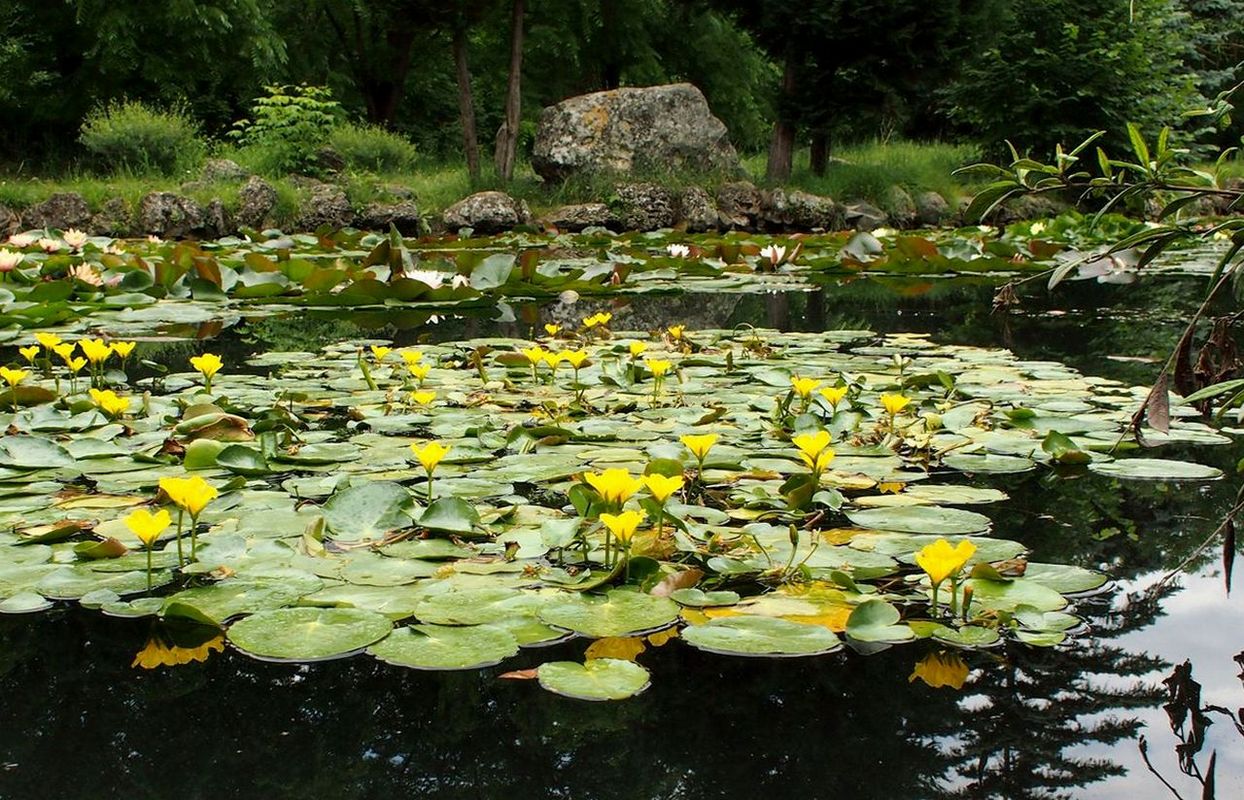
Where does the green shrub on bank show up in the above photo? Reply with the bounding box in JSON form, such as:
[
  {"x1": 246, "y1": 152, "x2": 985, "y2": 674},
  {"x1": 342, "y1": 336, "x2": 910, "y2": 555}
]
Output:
[
  {"x1": 329, "y1": 124, "x2": 418, "y2": 174},
  {"x1": 78, "y1": 101, "x2": 206, "y2": 177},
  {"x1": 229, "y1": 85, "x2": 343, "y2": 176}
]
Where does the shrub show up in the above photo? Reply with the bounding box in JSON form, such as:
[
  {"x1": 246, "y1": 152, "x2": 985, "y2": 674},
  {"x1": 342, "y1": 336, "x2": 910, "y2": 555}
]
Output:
[
  {"x1": 230, "y1": 85, "x2": 343, "y2": 176},
  {"x1": 329, "y1": 123, "x2": 418, "y2": 174},
  {"x1": 78, "y1": 101, "x2": 207, "y2": 176}
]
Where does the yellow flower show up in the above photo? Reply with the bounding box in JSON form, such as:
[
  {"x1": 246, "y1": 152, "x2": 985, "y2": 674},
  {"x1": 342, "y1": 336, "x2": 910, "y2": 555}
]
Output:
[
  {"x1": 819, "y1": 386, "x2": 849, "y2": 409},
  {"x1": 799, "y1": 449, "x2": 835, "y2": 474},
  {"x1": 124, "y1": 508, "x2": 172, "y2": 547},
  {"x1": 544, "y1": 323, "x2": 561, "y2": 337},
  {"x1": 159, "y1": 476, "x2": 219, "y2": 518},
  {"x1": 0, "y1": 366, "x2": 27, "y2": 387},
  {"x1": 667, "y1": 325, "x2": 685, "y2": 340},
  {"x1": 583, "y1": 468, "x2": 643, "y2": 506},
  {"x1": 909, "y1": 651, "x2": 969, "y2": 690},
  {"x1": 400, "y1": 350, "x2": 424, "y2": 365},
  {"x1": 410, "y1": 390, "x2": 436, "y2": 406},
  {"x1": 89, "y1": 388, "x2": 130, "y2": 418},
  {"x1": 562, "y1": 350, "x2": 589, "y2": 369},
  {"x1": 792, "y1": 430, "x2": 832, "y2": 461},
  {"x1": 190, "y1": 353, "x2": 223, "y2": 380},
  {"x1": 408, "y1": 362, "x2": 432, "y2": 381},
  {"x1": 600, "y1": 510, "x2": 644, "y2": 544},
  {"x1": 34, "y1": 333, "x2": 62, "y2": 349},
  {"x1": 53, "y1": 343, "x2": 76, "y2": 364},
  {"x1": 111, "y1": 341, "x2": 137, "y2": 359},
  {"x1": 629, "y1": 341, "x2": 649, "y2": 358},
  {"x1": 642, "y1": 474, "x2": 684, "y2": 503},
  {"x1": 542, "y1": 351, "x2": 564, "y2": 370},
  {"x1": 880, "y1": 393, "x2": 912, "y2": 416},
  {"x1": 680, "y1": 433, "x2": 718, "y2": 462},
  {"x1": 521, "y1": 345, "x2": 546, "y2": 365},
  {"x1": 583, "y1": 312, "x2": 613, "y2": 329},
  {"x1": 67, "y1": 357, "x2": 87, "y2": 374},
  {"x1": 370, "y1": 345, "x2": 392, "y2": 362},
  {"x1": 411, "y1": 441, "x2": 451, "y2": 473},
  {"x1": 79, "y1": 338, "x2": 112, "y2": 365},
  {"x1": 18, "y1": 345, "x2": 39, "y2": 364},
  {"x1": 915, "y1": 538, "x2": 977, "y2": 585},
  {"x1": 791, "y1": 376, "x2": 821, "y2": 398},
  {"x1": 645, "y1": 358, "x2": 672, "y2": 377}
]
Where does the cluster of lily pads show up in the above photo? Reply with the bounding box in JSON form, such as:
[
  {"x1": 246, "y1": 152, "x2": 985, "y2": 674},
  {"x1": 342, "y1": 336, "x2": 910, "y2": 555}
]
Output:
[
  {"x1": 0, "y1": 312, "x2": 1229, "y2": 700},
  {"x1": 0, "y1": 211, "x2": 1180, "y2": 332}
]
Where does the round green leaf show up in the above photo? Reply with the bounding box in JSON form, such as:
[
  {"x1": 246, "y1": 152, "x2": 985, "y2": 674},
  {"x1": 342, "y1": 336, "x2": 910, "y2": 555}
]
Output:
[
  {"x1": 227, "y1": 607, "x2": 393, "y2": 661},
  {"x1": 538, "y1": 590, "x2": 679, "y2": 638},
  {"x1": 369, "y1": 624, "x2": 519, "y2": 670},
  {"x1": 1089, "y1": 458, "x2": 1222, "y2": 481},
  {"x1": 681, "y1": 616, "x2": 842, "y2": 657},
  {"x1": 322, "y1": 481, "x2": 414, "y2": 542},
  {"x1": 537, "y1": 658, "x2": 651, "y2": 701},
  {"x1": 846, "y1": 505, "x2": 992, "y2": 535}
]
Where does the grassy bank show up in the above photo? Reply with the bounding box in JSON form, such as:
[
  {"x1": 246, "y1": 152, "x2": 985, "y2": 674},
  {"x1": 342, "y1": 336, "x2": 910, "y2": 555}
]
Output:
[{"x1": 0, "y1": 140, "x2": 988, "y2": 231}]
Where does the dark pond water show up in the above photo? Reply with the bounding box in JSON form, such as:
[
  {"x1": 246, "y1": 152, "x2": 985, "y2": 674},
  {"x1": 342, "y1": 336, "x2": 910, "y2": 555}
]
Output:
[{"x1": 1, "y1": 272, "x2": 1241, "y2": 800}]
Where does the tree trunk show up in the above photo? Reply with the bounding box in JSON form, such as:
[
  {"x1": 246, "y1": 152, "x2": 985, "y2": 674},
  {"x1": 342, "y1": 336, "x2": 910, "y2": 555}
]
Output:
[
  {"x1": 494, "y1": 0, "x2": 525, "y2": 182},
  {"x1": 765, "y1": 48, "x2": 798, "y2": 182},
  {"x1": 810, "y1": 131, "x2": 829, "y2": 177},
  {"x1": 453, "y1": 26, "x2": 481, "y2": 183}
]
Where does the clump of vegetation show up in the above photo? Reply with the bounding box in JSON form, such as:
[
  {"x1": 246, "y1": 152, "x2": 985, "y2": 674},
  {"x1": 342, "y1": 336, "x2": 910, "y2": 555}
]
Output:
[
  {"x1": 329, "y1": 123, "x2": 418, "y2": 174},
  {"x1": 229, "y1": 85, "x2": 343, "y2": 176},
  {"x1": 78, "y1": 100, "x2": 206, "y2": 177}
]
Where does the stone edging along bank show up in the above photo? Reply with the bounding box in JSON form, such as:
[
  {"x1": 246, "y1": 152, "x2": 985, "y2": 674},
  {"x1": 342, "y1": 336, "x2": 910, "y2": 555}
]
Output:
[{"x1": 5, "y1": 173, "x2": 1230, "y2": 241}]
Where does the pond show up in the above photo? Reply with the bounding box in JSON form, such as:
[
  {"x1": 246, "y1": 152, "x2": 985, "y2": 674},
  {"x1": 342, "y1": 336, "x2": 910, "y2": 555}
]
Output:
[{"x1": 0, "y1": 223, "x2": 1240, "y2": 799}]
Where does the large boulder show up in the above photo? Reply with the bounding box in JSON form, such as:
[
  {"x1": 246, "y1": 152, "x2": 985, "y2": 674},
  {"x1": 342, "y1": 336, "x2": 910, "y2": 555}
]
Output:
[
  {"x1": 357, "y1": 201, "x2": 423, "y2": 235},
  {"x1": 202, "y1": 158, "x2": 248, "y2": 183},
  {"x1": 759, "y1": 189, "x2": 842, "y2": 231},
  {"x1": 0, "y1": 204, "x2": 21, "y2": 239},
  {"x1": 297, "y1": 184, "x2": 354, "y2": 231},
  {"x1": 915, "y1": 191, "x2": 951, "y2": 226},
  {"x1": 443, "y1": 191, "x2": 531, "y2": 234},
  {"x1": 716, "y1": 181, "x2": 762, "y2": 229},
  {"x1": 677, "y1": 186, "x2": 719, "y2": 232},
  {"x1": 613, "y1": 183, "x2": 676, "y2": 231},
  {"x1": 89, "y1": 198, "x2": 132, "y2": 237},
  {"x1": 843, "y1": 201, "x2": 887, "y2": 232},
  {"x1": 532, "y1": 83, "x2": 740, "y2": 181},
  {"x1": 22, "y1": 193, "x2": 91, "y2": 231},
  {"x1": 539, "y1": 203, "x2": 617, "y2": 232},
  {"x1": 138, "y1": 192, "x2": 206, "y2": 239},
  {"x1": 883, "y1": 186, "x2": 917, "y2": 228},
  {"x1": 237, "y1": 176, "x2": 278, "y2": 229}
]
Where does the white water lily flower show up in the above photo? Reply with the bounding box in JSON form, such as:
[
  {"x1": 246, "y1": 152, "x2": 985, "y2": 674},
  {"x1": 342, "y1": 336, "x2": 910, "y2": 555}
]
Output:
[
  {"x1": 666, "y1": 243, "x2": 691, "y2": 258},
  {"x1": 871, "y1": 227, "x2": 897, "y2": 238},
  {"x1": 68, "y1": 263, "x2": 103, "y2": 286},
  {"x1": 7, "y1": 234, "x2": 35, "y2": 248},
  {"x1": 0, "y1": 249, "x2": 23, "y2": 272},
  {"x1": 450, "y1": 274, "x2": 471, "y2": 289},
  {"x1": 147, "y1": 234, "x2": 163, "y2": 244},
  {"x1": 403, "y1": 269, "x2": 446, "y2": 289},
  {"x1": 62, "y1": 228, "x2": 89, "y2": 249},
  {"x1": 976, "y1": 225, "x2": 995, "y2": 234},
  {"x1": 759, "y1": 244, "x2": 786, "y2": 267},
  {"x1": 1029, "y1": 221, "x2": 1047, "y2": 235},
  {"x1": 37, "y1": 237, "x2": 62, "y2": 253}
]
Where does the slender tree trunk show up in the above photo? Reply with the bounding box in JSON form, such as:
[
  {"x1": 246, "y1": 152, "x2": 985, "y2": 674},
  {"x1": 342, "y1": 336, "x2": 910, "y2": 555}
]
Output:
[
  {"x1": 494, "y1": 0, "x2": 525, "y2": 182},
  {"x1": 810, "y1": 131, "x2": 829, "y2": 177},
  {"x1": 766, "y1": 48, "x2": 798, "y2": 182},
  {"x1": 453, "y1": 26, "x2": 481, "y2": 183}
]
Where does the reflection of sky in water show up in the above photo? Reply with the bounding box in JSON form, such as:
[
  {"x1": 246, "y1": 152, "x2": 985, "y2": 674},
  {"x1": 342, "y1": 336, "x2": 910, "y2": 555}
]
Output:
[{"x1": 1071, "y1": 568, "x2": 1243, "y2": 798}]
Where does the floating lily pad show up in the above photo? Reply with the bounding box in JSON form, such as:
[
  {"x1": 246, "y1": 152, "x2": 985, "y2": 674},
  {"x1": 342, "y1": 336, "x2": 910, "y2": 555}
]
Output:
[
  {"x1": 322, "y1": 482, "x2": 414, "y2": 542},
  {"x1": 536, "y1": 658, "x2": 651, "y2": 701},
  {"x1": 162, "y1": 580, "x2": 309, "y2": 626},
  {"x1": 845, "y1": 506, "x2": 992, "y2": 535},
  {"x1": 682, "y1": 616, "x2": 842, "y2": 657},
  {"x1": 669, "y1": 588, "x2": 741, "y2": 608},
  {"x1": 368, "y1": 624, "x2": 519, "y2": 670},
  {"x1": 538, "y1": 590, "x2": 679, "y2": 638},
  {"x1": 845, "y1": 599, "x2": 915, "y2": 643},
  {"x1": 1088, "y1": 458, "x2": 1223, "y2": 481},
  {"x1": 227, "y1": 607, "x2": 394, "y2": 661}
]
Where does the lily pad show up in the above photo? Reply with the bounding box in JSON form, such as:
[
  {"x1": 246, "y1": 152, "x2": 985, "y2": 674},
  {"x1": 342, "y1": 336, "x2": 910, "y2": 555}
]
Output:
[
  {"x1": 368, "y1": 624, "x2": 519, "y2": 670},
  {"x1": 1088, "y1": 458, "x2": 1223, "y2": 481},
  {"x1": 538, "y1": 590, "x2": 679, "y2": 638},
  {"x1": 845, "y1": 599, "x2": 915, "y2": 643},
  {"x1": 681, "y1": 616, "x2": 842, "y2": 657},
  {"x1": 845, "y1": 506, "x2": 992, "y2": 535},
  {"x1": 322, "y1": 481, "x2": 414, "y2": 542},
  {"x1": 536, "y1": 658, "x2": 651, "y2": 701},
  {"x1": 227, "y1": 607, "x2": 394, "y2": 661}
]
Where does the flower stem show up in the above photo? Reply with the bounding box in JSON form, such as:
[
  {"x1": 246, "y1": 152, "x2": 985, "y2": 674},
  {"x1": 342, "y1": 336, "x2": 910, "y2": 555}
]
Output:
[
  {"x1": 190, "y1": 513, "x2": 199, "y2": 560},
  {"x1": 175, "y1": 509, "x2": 185, "y2": 567},
  {"x1": 146, "y1": 547, "x2": 153, "y2": 593},
  {"x1": 930, "y1": 579, "x2": 941, "y2": 617}
]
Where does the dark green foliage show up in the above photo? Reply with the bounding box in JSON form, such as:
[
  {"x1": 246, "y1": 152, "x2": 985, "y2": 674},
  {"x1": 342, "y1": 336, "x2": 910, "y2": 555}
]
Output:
[
  {"x1": 230, "y1": 85, "x2": 344, "y2": 176},
  {"x1": 78, "y1": 101, "x2": 207, "y2": 176},
  {"x1": 328, "y1": 124, "x2": 419, "y2": 173}
]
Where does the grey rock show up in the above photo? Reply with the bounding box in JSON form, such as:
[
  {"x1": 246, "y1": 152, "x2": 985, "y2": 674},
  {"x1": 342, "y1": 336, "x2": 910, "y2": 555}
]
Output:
[
  {"x1": 443, "y1": 191, "x2": 531, "y2": 234},
  {"x1": 998, "y1": 194, "x2": 1063, "y2": 223},
  {"x1": 532, "y1": 83, "x2": 740, "y2": 181},
  {"x1": 22, "y1": 193, "x2": 91, "y2": 231},
  {"x1": 314, "y1": 146, "x2": 346, "y2": 176},
  {"x1": 613, "y1": 183, "x2": 676, "y2": 231},
  {"x1": 883, "y1": 185, "x2": 917, "y2": 228},
  {"x1": 0, "y1": 204, "x2": 21, "y2": 238},
  {"x1": 716, "y1": 181, "x2": 762, "y2": 229},
  {"x1": 539, "y1": 203, "x2": 617, "y2": 232},
  {"x1": 357, "y1": 201, "x2": 423, "y2": 235},
  {"x1": 677, "y1": 186, "x2": 719, "y2": 232},
  {"x1": 297, "y1": 184, "x2": 354, "y2": 231},
  {"x1": 915, "y1": 191, "x2": 951, "y2": 226},
  {"x1": 203, "y1": 199, "x2": 232, "y2": 238},
  {"x1": 843, "y1": 201, "x2": 888, "y2": 232},
  {"x1": 89, "y1": 198, "x2": 132, "y2": 236},
  {"x1": 760, "y1": 189, "x2": 843, "y2": 231},
  {"x1": 138, "y1": 192, "x2": 206, "y2": 239},
  {"x1": 237, "y1": 176, "x2": 278, "y2": 229},
  {"x1": 202, "y1": 158, "x2": 248, "y2": 183}
]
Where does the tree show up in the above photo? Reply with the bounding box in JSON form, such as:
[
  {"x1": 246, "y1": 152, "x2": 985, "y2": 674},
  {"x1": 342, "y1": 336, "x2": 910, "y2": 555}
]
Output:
[{"x1": 493, "y1": 0, "x2": 526, "y2": 181}]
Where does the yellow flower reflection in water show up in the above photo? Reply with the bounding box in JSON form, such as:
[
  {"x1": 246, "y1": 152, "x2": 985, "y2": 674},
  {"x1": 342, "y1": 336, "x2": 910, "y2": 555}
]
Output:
[
  {"x1": 133, "y1": 626, "x2": 225, "y2": 670},
  {"x1": 909, "y1": 651, "x2": 969, "y2": 690}
]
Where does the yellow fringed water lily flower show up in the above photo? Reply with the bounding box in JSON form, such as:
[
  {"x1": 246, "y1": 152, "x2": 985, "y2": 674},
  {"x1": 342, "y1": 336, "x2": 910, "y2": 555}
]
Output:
[
  {"x1": 370, "y1": 345, "x2": 392, "y2": 362},
  {"x1": 159, "y1": 476, "x2": 219, "y2": 518},
  {"x1": 521, "y1": 345, "x2": 546, "y2": 365},
  {"x1": 791, "y1": 376, "x2": 821, "y2": 398},
  {"x1": 400, "y1": 350, "x2": 424, "y2": 365},
  {"x1": 915, "y1": 538, "x2": 977, "y2": 586},
  {"x1": 629, "y1": 341, "x2": 649, "y2": 358},
  {"x1": 645, "y1": 358, "x2": 672, "y2": 377},
  {"x1": 408, "y1": 362, "x2": 432, "y2": 382},
  {"x1": 600, "y1": 509, "x2": 644, "y2": 544},
  {"x1": 582, "y1": 311, "x2": 613, "y2": 329},
  {"x1": 562, "y1": 350, "x2": 589, "y2": 369},
  {"x1": 880, "y1": 393, "x2": 912, "y2": 416},
  {"x1": 67, "y1": 356, "x2": 87, "y2": 374},
  {"x1": 583, "y1": 468, "x2": 643, "y2": 507},
  {"x1": 411, "y1": 441, "x2": 451, "y2": 473},
  {"x1": 34, "y1": 332, "x2": 62, "y2": 349},
  {"x1": 79, "y1": 338, "x2": 112, "y2": 365},
  {"x1": 642, "y1": 474, "x2": 684, "y2": 502},
  {"x1": 125, "y1": 508, "x2": 171, "y2": 547},
  {"x1": 544, "y1": 323, "x2": 561, "y2": 337},
  {"x1": 410, "y1": 390, "x2": 436, "y2": 406},
  {"x1": 680, "y1": 433, "x2": 718, "y2": 464},
  {"x1": 792, "y1": 430, "x2": 832, "y2": 460},
  {"x1": 89, "y1": 388, "x2": 130, "y2": 418},
  {"x1": 909, "y1": 651, "x2": 969, "y2": 690},
  {"x1": 190, "y1": 353, "x2": 223, "y2": 391},
  {"x1": 111, "y1": 341, "x2": 137, "y2": 359},
  {"x1": 801, "y1": 449, "x2": 836, "y2": 474},
  {"x1": 0, "y1": 366, "x2": 28, "y2": 387},
  {"x1": 19, "y1": 345, "x2": 39, "y2": 364},
  {"x1": 667, "y1": 325, "x2": 685, "y2": 340},
  {"x1": 819, "y1": 385, "x2": 849, "y2": 409},
  {"x1": 53, "y1": 343, "x2": 76, "y2": 364}
]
